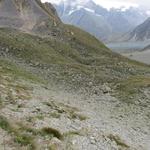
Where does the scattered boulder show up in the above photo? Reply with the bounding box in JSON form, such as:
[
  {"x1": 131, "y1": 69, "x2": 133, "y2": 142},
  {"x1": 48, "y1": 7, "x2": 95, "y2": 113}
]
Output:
[{"x1": 101, "y1": 83, "x2": 111, "y2": 94}]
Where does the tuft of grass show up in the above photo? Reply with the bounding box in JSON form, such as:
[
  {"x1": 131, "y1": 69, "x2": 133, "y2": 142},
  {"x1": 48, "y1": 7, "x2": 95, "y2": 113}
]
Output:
[
  {"x1": 41, "y1": 127, "x2": 63, "y2": 140},
  {"x1": 36, "y1": 114, "x2": 44, "y2": 120},
  {"x1": 64, "y1": 131, "x2": 81, "y2": 137},
  {"x1": 0, "y1": 116, "x2": 12, "y2": 133},
  {"x1": 108, "y1": 134, "x2": 130, "y2": 148},
  {"x1": 70, "y1": 112, "x2": 88, "y2": 121},
  {"x1": 50, "y1": 112, "x2": 61, "y2": 118}
]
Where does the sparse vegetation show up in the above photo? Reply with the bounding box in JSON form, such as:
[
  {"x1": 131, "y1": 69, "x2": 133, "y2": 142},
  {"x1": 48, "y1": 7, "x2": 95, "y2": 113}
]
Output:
[
  {"x1": 116, "y1": 75, "x2": 150, "y2": 103},
  {"x1": 14, "y1": 134, "x2": 35, "y2": 149},
  {"x1": 50, "y1": 112, "x2": 61, "y2": 118},
  {"x1": 0, "y1": 116, "x2": 36, "y2": 149},
  {"x1": 0, "y1": 59, "x2": 43, "y2": 83},
  {"x1": 43, "y1": 101, "x2": 87, "y2": 121},
  {"x1": 0, "y1": 1, "x2": 150, "y2": 149}
]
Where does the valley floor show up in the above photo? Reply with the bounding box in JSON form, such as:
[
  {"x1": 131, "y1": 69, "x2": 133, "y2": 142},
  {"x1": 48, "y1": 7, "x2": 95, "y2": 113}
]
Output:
[{"x1": 123, "y1": 49, "x2": 150, "y2": 65}]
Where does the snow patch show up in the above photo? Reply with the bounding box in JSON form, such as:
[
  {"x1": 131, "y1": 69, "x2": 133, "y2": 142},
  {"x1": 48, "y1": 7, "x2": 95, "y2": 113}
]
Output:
[
  {"x1": 84, "y1": 8, "x2": 95, "y2": 13},
  {"x1": 146, "y1": 10, "x2": 150, "y2": 16}
]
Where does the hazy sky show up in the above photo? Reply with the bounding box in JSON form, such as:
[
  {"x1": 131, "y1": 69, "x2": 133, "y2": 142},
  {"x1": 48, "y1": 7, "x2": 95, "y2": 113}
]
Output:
[{"x1": 42, "y1": 0, "x2": 150, "y2": 10}]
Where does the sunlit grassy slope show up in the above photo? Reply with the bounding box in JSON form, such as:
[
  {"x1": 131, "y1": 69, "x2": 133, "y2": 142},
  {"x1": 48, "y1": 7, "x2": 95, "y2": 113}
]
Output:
[{"x1": 0, "y1": 26, "x2": 150, "y2": 103}]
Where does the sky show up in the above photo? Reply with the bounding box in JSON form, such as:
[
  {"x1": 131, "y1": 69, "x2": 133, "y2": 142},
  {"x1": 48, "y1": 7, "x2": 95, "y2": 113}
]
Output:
[{"x1": 41, "y1": 0, "x2": 150, "y2": 10}]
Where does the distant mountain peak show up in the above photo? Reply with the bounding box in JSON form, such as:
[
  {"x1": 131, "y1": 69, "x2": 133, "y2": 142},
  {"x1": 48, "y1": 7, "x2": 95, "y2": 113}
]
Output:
[{"x1": 122, "y1": 17, "x2": 150, "y2": 41}]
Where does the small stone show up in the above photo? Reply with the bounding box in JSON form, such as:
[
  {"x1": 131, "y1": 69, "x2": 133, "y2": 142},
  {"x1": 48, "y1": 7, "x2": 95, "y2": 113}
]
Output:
[
  {"x1": 5, "y1": 48, "x2": 9, "y2": 53},
  {"x1": 35, "y1": 62, "x2": 40, "y2": 66},
  {"x1": 71, "y1": 32, "x2": 74, "y2": 35},
  {"x1": 36, "y1": 107, "x2": 41, "y2": 112},
  {"x1": 89, "y1": 82, "x2": 93, "y2": 86},
  {"x1": 90, "y1": 136, "x2": 96, "y2": 144}
]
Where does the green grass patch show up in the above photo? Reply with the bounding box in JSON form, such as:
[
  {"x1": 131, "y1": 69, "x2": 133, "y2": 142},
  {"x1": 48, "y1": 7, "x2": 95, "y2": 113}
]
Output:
[{"x1": 0, "y1": 116, "x2": 12, "y2": 133}]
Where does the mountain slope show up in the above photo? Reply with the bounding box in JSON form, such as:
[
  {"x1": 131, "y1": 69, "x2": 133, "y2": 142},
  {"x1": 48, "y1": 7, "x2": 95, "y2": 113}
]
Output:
[
  {"x1": 122, "y1": 17, "x2": 150, "y2": 41},
  {"x1": 0, "y1": 0, "x2": 61, "y2": 34},
  {"x1": 0, "y1": 0, "x2": 149, "y2": 109},
  {"x1": 143, "y1": 44, "x2": 150, "y2": 51},
  {"x1": 62, "y1": 8, "x2": 111, "y2": 41},
  {"x1": 0, "y1": 0, "x2": 150, "y2": 149}
]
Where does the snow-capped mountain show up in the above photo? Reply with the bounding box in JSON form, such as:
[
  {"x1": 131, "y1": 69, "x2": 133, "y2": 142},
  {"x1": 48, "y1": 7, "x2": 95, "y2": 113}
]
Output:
[{"x1": 49, "y1": 0, "x2": 149, "y2": 42}]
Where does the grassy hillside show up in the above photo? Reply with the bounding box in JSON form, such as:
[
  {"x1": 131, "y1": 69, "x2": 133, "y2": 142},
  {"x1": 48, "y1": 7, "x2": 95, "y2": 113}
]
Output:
[{"x1": 0, "y1": 26, "x2": 150, "y2": 104}]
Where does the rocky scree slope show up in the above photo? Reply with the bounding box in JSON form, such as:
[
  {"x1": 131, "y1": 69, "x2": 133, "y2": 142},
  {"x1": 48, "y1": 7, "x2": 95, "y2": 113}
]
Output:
[{"x1": 0, "y1": 0, "x2": 150, "y2": 149}]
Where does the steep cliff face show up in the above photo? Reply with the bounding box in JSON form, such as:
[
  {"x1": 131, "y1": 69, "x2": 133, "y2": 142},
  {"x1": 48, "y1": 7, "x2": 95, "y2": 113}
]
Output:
[{"x1": 0, "y1": 0, "x2": 61, "y2": 32}]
